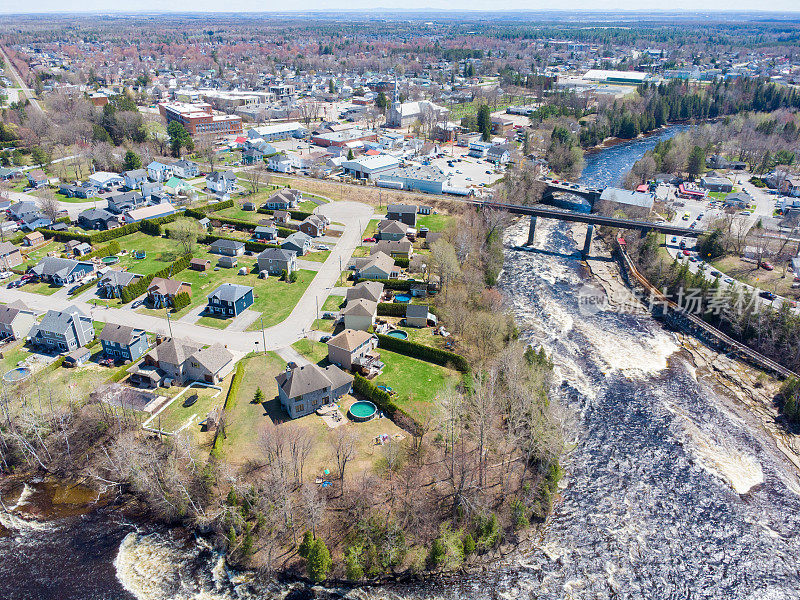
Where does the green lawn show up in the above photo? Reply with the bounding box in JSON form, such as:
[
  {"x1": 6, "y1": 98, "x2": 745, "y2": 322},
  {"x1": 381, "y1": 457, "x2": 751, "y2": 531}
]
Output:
[
  {"x1": 155, "y1": 385, "x2": 225, "y2": 434},
  {"x1": 247, "y1": 269, "x2": 316, "y2": 329},
  {"x1": 363, "y1": 219, "x2": 380, "y2": 238},
  {"x1": 0, "y1": 342, "x2": 30, "y2": 375},
  {"x1": 292, "y1": 338, "x2": 329, "y2": 365},
  {"x1": 111, "y1": 232, "x2": 187, "y2": 276},
  {"x1": 416, "y1": 213, "x2": 452, "y2": 233},
  {"x1": 196, "y1": 314, "x2": 234, "y2": 329},
  {"x1": 221, "y1": 352, "x2": 285, "y2": 463},
  {"x1": 301, "y1": 250, "x2": 331, "y2": 263},
  {"x1": 322, "y1": 295, "x2": 344, "y2": 312},
  {"x1": 311, "y1": 318, "x2": 334, "y2": 333},
  {"x1": 213, "y1": 206, "x2": 263, "y2": 223},
  {"x1": 298, "y1": 200, "x2": 318, "y2": 212},
  {"x1": 20, "y1": 241, "x2": 57, "y2": 270},
  {"x1": 372, "y1": 349, "x2": 460, "y2": 421},
  {"x1": 21, "y1": 281, "x2": 61, "y2": 296}
]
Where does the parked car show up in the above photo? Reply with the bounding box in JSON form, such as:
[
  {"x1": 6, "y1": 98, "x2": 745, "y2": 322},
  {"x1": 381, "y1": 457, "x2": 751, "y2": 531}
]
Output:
[
  {"x1": 682, "y1": 249, "x2": 691, "y2": 256},
  {"x1": 710, "y1": 271, "x2": 722, "y2": 278},
  {"x1": 671, "y1": 236, "x2": 678, "y2": 243},
  {"x1": 682, "y1": 212, "x2": 690, "y2": 220},
  {"x1": 760, "y1": 261, "x2": 774, "y2": 271},
  {"x1": 362, "y1": 237, "x2": 375, "y2": 243},
  {"x1": 724, "y1": 277, "x2": 734, "y2": 284},
  {"x1": 759, "y1": 291, "x2": 776, "y2": 300},
  {"x1": 0, "y1": 271, "x2": 12, "y2": 280},
  {"x1": 99, "y1": 357, "x2": 116, "y2": 367}
]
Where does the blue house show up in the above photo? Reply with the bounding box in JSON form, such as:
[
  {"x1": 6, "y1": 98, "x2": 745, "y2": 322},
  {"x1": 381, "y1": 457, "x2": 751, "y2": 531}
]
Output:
[
  {"x1": 30, "y1": 257, "x2": 95, "y2": 286},
  {"x1": 20, "y1": 211, "x2": 53, "y2": 231},
  {"x1": 99, "y1": 323, "x2": 149, "y2": 362},
  {"x1": 206, "y1": 283, "x2": 254, "y2": 317},
  {"x1": 28, "y1": 306, "x2": 95, "y2": 353}
]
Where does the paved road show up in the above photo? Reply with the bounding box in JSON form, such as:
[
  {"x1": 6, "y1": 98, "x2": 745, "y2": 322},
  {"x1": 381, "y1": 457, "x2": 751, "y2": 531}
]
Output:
[
  {"x1": 0, "y1": 200, "x2": 373, "y2": 352},
  {"x1": 0, "y1": 45, "x2": 42, "y2": 114}
]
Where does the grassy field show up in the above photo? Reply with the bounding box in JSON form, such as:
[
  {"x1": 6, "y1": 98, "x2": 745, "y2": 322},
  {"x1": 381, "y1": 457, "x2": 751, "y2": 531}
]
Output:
[
  {"x1": 0, "y1": 342, "x2": 30, "y2": 375},
  {"x1": 301, "y1": 250, "x2": 331, "y2": 263},
  {"x1": 112, "y1": 233, "x2": 187, "y2": 276},
  {"x1": 292, "y1": 338, "x2": 329, "y2": 365},
  {"x1": 249, "y1": 269, "x2": 315, "y2": 327},
  {"x1": 711, "y1": 255, "x2": 795, "y2": 297},
  {"x1": 220, "y1": 351, "x2": 285, "y2": 464},
  {"x1": 21, "y1": 280, "x2": 61, "y2": 296},
  {"x1": 196, "y1": 314, "x2": 234, "y2": 329},
  {"x1": 416, "y1": 213, "x2": 453, "y2": 233},
  {"x1": 311, "y1": 318, "x2": 335, "y2": 332},
  {"x1": 372, "y1": 349, "x2": 460, "y2": 421},
  {"x1": 155, "y1": 384, "x2": 226, "y2": 434},
  {"x1": 321, "y1": 295, "x2": 344, "y2": 312},
  {"x1": 20, "y1": 241, "x2": 57, "y2": 270},
  {"x1": 214, "y1": 206, "x2": 263, "y2": 223}
]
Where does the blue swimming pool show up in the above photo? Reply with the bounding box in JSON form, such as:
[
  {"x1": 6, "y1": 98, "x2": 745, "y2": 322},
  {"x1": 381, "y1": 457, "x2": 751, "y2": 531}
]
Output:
[
  {"x1": 394, "y1": 294, "x2": 411, "y2": 303},
  {"x1": 385, "y1": 330, "x2": 408, "y2": 340}
]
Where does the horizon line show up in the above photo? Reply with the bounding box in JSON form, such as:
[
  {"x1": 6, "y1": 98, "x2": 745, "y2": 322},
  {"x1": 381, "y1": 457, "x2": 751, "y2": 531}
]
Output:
[{"x1": 2, "y1": 8, "x2": 800, "y2": 15}]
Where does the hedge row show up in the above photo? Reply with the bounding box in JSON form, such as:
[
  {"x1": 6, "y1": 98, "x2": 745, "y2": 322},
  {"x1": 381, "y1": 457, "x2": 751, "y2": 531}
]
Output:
[
  {"x1": 82, "y1": 240, "x2": 120, "y2": 261},
  {"x1": 375, "y1": 333, "x2": 469, "y2": 372},
  {"x1": 394, "y1": 257, "x2": 410, "y2": 268},
  {"x1": 119, "y1": 253, "x2": 193, "y2": 303},
  {"x1": 37, "y1": 212, "x2": 179, "y2": 244},
  {"x1": 354, "y1": 278, "x2": 422, "y2": 291},
  {"x1": 186, "y1": 199, "x2": 235, "y2": 216},
  {"x1": 257, "y1": 207, "x2": 314, "y2": 221},
  {"x1": 212, "y1": 360, "x2": 246, "y2": 455},
  {"x1": 376, "y1": 302, "x2": 406, "y2": 317},
  {"x1": 198, "y1": 233, "x2": 280, "y2": 253},
  {"x1": 68, "y1": 275, "x2": 101, "y2": 297},
  {"x1": 353, "y1": 373, "x2": 401, "y2": 421}
]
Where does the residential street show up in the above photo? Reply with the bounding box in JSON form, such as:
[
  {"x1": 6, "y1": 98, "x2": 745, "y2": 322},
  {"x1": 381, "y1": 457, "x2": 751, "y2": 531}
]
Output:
[{"x1": 0, "y1": 200, "x2": 373, "y2": 352}]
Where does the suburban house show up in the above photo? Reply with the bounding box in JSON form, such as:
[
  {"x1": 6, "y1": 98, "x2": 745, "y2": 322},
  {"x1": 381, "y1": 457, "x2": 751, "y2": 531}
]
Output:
[
  {"x1": 0, "y1": 242, "x2": 23, "y2": 269},
  {"x1": 326, "y1": 329, "x2": 381, "y2": 373},
  {"x1": 184, "y1": 343, "x2": 236, "y2": 384},
  {"x1": 0, "y1": 301, "x2": 36, "y2": 340},
  {"x1": 26, "y1": 170, "x2": 48, "y2": 189},
  {"x1": 190, "y1": 258, "x2": 211, "y2": 272},
  {"x1": 106, "y1": 191, "x2": 145, "y2": 214},
  {"x1": 242, "y1": 148, "x2": 264, "y2": 165},
  {"x1": 263, "y1": 189, "x2": 301, "y2": 210},
  {"x1": 147, "y1": 161, "x2": 174, "y2": 182},
  {"x1": 59, "y1": 181, "x2": 98, "y2": 199},
  {"x1": 164, "y1": 177, "x2": 191, "y2": 196},
  {"x1": 356, "y1": 252, "x2": 400, "y2": 280},
  {"x1": 98, "y1": 270, "x2": 141, "y2": 298},
  {"x1": 273, "y1": 210, "x2": 290, "y2": 224},
  {"x1": 20, "y1": 211, "x2": 53, "y2": 231},
  {"x1": 78, "y1": 208, "x2": 120, "y2": 230},
  {"x1": 206, "y1": 283, "x2": 254, "y2": 317},
  {"x1": 217, "y1": 255, "x2": 238, "y2": 269},
  {"x1": 171, "y1": 159, "x2": 200, "y2": 179},
  {"x1": 99, "y1": 324, "x2": 149, "y2": 362},
  {"x1": 268, "y1": 154, "x2": 293, "y2": 173},
  {"x1": 341, "y1": 298, "x2": 377, "y2": 331},
  {"x1": 346, "y1": 281, "x2": 384, "y2": 304},
  {"x1": 31, "y1": 257, "x2": 95, "y2": 286},
  {"x1": 0, "y1": 167, "x2": 21, "y2": 180},
  {"x1": 487, "y1": 144, "x2": 511, "y2": 164},
  {"x1": 22, "y1": 231, "x2": 45, "y2": 247},
  {"x1": 376, "y1": 219, "x2": 408, "y2": 241},
  {"x1": 70, "y1": 242, "x2": 93, "y2": 257},
  {"x1": 701, "y1": 176, "x2": 733, "y2": 193},
  {"x1": 406, "y1": 304, "x2": 437, "y2": 328},
  {"x1": 276, "y1": 363, "x2": 353, "y2": 419},
  {"x1": 371, "y1": 239, "x2": 413, "y2": 259},
  {"x1": 147, "y1": 277, "x2": 191, "y2": 308},
  {"x1": 134, "y1": 337, "x2": 201, "y2": 386},
  {"x1": 386, "y1": 204, "x2": 417, "y2": 227},
  {"x1": 257, "y1": 248, "x2": 297, "y2": 275},
  {"x1": 205, "y1": 170, "x2": 237, "y2": 194},
  {"x1": 124, "y1": 202, "x2": 176, "y2": 223},
  {"x1": 9, "y1": 200, "x2": 39, "y2": 221},
  {"x1": 299, "y1": 215, "x2": 328, "y2": 238},
  {"x1": 88, "y1": 172, "x2": 124, "y2": 190},
  {"x1": 209, "y1": 238, "x2": 245, "y2": 257},
  {"x1": 123, "y1": 169, "x2": 148, "y2": 190},
  {"x1": 253, "y1": 225, "x2": 277, "y2": 241},
  {"x1": 281, "y1": 231, "x2": 312, "y2": 256},
  {"x1": 28, "y1": 306, "x2": 95, "y2": 353}
]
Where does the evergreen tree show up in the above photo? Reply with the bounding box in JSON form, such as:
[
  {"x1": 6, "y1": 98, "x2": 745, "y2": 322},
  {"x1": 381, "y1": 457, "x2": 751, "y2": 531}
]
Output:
[
  {"x1": 298, "y1": 531, "x2": 314, "y2": 559},
  {"x1": 347, "y1": 148, "x2": 355, "y2": 160},
  {"x1": 253, "y1": 387, "x2": 264, "y2": 404},
  {"x1": 376, "y1": 91, "x2": 388, "y2": 111},
  {"x1": 168, "y1": 121, "x2": 193, "y2": 158},
  {"x1": 306, "y1": 538, "x2": 332, "y2": 582},
  {"x1": 476, "y1": 105, "x2": 492, "y2": 142},
  {"x1": 122, "y1": 150, "x2": 141, "y2": 171},
  {"x1": 687, "y1": 145, "x2": 706, "y2": 180}
]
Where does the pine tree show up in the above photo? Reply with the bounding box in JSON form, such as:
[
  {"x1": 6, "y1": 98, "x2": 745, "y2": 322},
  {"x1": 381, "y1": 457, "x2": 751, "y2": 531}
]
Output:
[
  {"x1": 122, "y1": 150, "x2": 141, "y2": 171},
  {"x1": 253, "y1": 387, "x2": 264, "y2": 404},
  {"x1": 298, "y1": 531, "x2": 314, "y2": 559},
  {"x1": 306, "y1": 538, "x2": 332, "y2": 582}
]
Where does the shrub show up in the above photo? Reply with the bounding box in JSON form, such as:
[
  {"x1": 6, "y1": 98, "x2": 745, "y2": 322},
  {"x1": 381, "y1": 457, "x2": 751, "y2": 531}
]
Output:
[
  {"x1": 474, "y1": 512, "x2": 500, "y2": 551},
  {"x1": 257, "y1": 207, "x2": 313, "y2": 221},
  {"x1": 376, "y1": 302, "x2": 406, "y2": 317},
  {"x1": 375, "y1": 334, "x2": 469, "y2": 372},
  {"x1": 426, "y1": 538, "x2": 446, "y2": 569},
  {"x1": 510, "y1": 499, "x2": 530, "y2": 531},
  {"x1": 252, "y1": 387, "x2": 264, "y2": 404},
  {"x1": 306, "y1": 538, "x2": 332, "y2": 583},
  {"x1": 462, "y1": 533, "x2": 476, "y2": 556},
  {"x1": 344, "y1": 545, "x2": 365, "y2": 580},
  {"x1": 172, "y1": 291, "x2": 191, "y2": 310},
  {"x1": 68, "y1": 276, "x2": 100, "y2": 296},
  {"x1": 394, "y1": 257, "x2": 410, "y2": 268}
]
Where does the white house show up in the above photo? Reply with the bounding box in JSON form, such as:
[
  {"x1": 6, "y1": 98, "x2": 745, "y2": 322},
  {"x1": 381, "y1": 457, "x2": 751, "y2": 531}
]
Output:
[
  {"x1": 268, "y1": 154, "x2": 293, "y2": 174},
  {"x1": 88, "y1": 171, "x2": 124, "y2": 190},
  {"x1": 147, "y1": 161, "x2": 174, "y2": 182},
  {"x1": 123, "y1": 169, "x2": 148, "y2": 190},
  {"x1": 205, "y1": 170, "x2": 237, "y2": 194}
]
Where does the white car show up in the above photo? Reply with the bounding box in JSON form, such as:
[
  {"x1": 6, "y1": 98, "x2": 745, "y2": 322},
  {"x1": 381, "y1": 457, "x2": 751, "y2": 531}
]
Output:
[
  {"x1": 0, "y1": 271, "x2": 12, "y2": 280},
  {"x1": 315, "y1": 244, "x2": 330, "y2": 251}
]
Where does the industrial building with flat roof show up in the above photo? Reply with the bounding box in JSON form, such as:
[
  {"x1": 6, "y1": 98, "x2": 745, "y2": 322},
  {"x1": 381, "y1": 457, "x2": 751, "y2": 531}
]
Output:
[{"x1": 158, "y1": 101, "x2": 243, "y2": 137}]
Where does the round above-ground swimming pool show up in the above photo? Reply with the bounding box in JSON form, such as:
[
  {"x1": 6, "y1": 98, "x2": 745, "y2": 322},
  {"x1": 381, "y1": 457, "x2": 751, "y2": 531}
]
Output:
[
  {"x1": 394, "y1": 294, "x2": 411, "y2": 303},
  {"x1": 101, "y1": 255, "x2": 120, "y2": 265},
  {"x1": 385, "y1": 329, "x2": 409, "y2": 340},
  {"x1": 348, "y1": 401, "x2": 377, "y2": 422},
  {"x1": 3, "y1": 367, "x2": 31, "y2": 382}
]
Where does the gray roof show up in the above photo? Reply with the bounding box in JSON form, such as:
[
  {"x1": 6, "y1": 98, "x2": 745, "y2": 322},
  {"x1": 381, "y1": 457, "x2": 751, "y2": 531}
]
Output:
[
  {"x1": 406, "y1": 304, "x2": 430, "y2": 318},
  {"x1": 79, "y1": 208, "x2": 117, "y2": 222},
  {"x1": 0, "y1": 242, "x2": 20, "y2": 257},
  {"x1": 124, "y1": 169, "x2": 147, "y2": 178},
  {"x1": 258, "y1": 247, "x2": 295, "y2": 262},
  {"x1": 599, "y1": 187, "x2": 654, "y2": 209},
  {"x1": 206, "y1": 170, "x2": 236, "y2": 183},
  {"x1": 210, "y1": 238, "x2": 244, "y2": 251},
  {"x1": 0, "y1": 304, "x2": 29, "y2": 325},
  {"x1": 35, "y1": 306, "x2": 87, "y2": 334},
  {"x1": 346, "y1": 281, "x2": 384, "y2": 303},
  {"x1": 387, "y1": 203, "x2": 417, "y2": 214},
  {"x1": 99, "y1": 270, "x2": 141, "y2": 288},
  {"x1": 99, "y1": 323, "x2": 146, "y2": 345},
  {"x1": 207, "y1": 283, "x2": 252, "y2": 302},
  {"x1": 282, "y1": 231, "x2": 311, "y2": 247},
  {"x1": 254, "y1": 225, "x2": 277, "y2": 235},
  {"x1": 191, "y1": 343, "x2": 234, "y2": 374},
  {"x1": 149, "y1": 337, "x2": 202, "y2": 366},
  {"x1": 31, "y1": 256, "x2": 89, "y2": 278},
  {"x1": 276, "y1": 363, "x2": 353, "y2": 399}
]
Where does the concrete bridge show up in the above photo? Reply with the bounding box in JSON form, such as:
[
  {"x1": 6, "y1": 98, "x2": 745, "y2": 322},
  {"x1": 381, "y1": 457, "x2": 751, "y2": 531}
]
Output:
[
  {"x1": 467, "y1": 199, "x2": 702, "y2": 258},
  {"x1": 539, "y1": 177, "x2": 602, "y2": 204}
]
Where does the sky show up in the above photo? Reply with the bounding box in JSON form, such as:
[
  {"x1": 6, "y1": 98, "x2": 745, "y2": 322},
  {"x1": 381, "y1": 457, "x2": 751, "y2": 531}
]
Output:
[{"x1": 1, "y1": 3, "x2": 800, "y2": 14}]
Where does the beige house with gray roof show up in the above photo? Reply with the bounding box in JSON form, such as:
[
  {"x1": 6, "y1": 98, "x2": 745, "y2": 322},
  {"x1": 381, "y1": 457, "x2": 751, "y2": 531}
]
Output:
[
  {"x1": 276, "y1": 363, "x2": 353, "y2": 419},
  {"x1": 341, "y1": 298, "x2": 377, "y2": 331}
]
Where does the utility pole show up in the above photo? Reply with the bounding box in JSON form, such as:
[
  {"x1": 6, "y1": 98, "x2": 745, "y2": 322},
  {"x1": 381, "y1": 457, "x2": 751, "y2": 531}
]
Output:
[
  {"x1": 260, "y1": 316, "x2": 266, "y2": 354},
  {"x1": 165, "y1": 306, "x2": 173, "y2": 338}
]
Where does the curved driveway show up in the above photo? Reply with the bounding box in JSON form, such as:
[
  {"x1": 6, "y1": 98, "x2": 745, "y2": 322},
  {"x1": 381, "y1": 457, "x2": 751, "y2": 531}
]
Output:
[{"x1": 0, "y1": 200, "x2": 374, "y2": 353}]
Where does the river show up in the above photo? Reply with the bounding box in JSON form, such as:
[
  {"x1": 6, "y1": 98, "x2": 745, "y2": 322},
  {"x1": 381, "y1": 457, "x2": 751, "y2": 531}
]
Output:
[{"x1": 3, "y1": 127, "x2": 800, "y2": 599}]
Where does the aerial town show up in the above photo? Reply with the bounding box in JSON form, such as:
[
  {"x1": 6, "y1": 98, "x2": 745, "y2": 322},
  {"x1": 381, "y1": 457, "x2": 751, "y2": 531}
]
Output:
[{"x1": 1, "y1": 10, "x2": 800, "y2": 600}]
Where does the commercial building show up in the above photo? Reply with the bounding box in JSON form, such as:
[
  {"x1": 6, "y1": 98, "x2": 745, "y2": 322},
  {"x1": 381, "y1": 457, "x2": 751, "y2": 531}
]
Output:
[
  {"x1": 377, "y1": 164, "x2": 447, "y2": 195},
  {"x1": 158, "y1": 101, "x2": 243, "y2": 137},
  {"x1": 341, "y1": 155, "x2": 401, "y2": 181}
]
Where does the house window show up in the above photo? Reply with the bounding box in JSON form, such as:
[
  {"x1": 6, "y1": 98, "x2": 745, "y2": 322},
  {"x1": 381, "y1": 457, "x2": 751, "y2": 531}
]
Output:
[{"x1": 296, "y1": 403, "x2": 304, "y2": 412}]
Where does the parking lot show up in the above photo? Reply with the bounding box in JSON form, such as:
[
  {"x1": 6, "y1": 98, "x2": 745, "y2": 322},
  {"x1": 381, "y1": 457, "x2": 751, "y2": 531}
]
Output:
[{"x1": 426, "y1": 148, "x2": 506, "y2": 189}]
